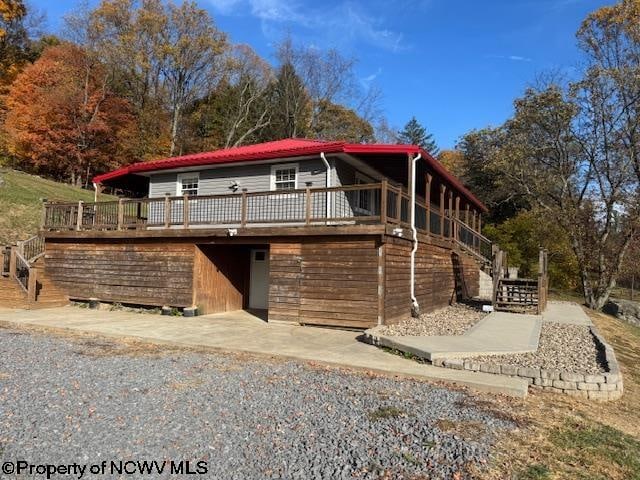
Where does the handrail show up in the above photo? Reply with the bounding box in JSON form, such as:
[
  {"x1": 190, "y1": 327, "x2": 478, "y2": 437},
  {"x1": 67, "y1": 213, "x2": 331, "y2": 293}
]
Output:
[
  {"x1": 41, "y1": 183, "x2": 491, "y2": 263},
  {"x1": 11, "y1": 248, "x2": 37, "y2": 301},
  {"x1": 18, "y1": 234, "x2": 45, "y2": 263}
]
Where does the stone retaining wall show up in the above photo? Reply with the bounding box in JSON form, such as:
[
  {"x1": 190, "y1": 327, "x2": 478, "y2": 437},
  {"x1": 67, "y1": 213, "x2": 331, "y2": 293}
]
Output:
[{"x1": 434, "y1": 326, "x2": 623, "y2": 401}]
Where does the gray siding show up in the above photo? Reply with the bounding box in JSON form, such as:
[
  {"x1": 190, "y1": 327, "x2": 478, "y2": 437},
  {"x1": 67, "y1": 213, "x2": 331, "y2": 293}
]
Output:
[
  {"x1": 146, "y1": 157, "x2": 377, "y2": 224},
  {"x1": 148, "y1": 159, "x2": 328, "y2": 198}
]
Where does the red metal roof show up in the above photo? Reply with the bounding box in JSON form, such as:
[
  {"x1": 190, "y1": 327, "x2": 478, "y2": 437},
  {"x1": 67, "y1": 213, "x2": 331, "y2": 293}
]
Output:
[{"x1": 93, "y1": 139, "x2": 487, "y2": 212}]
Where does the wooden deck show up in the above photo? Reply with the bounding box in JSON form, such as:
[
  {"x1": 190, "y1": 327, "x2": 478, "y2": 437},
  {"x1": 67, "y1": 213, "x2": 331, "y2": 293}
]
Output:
[{"x1": 42, "y1": 182, "x2": 492, "y2": 263}]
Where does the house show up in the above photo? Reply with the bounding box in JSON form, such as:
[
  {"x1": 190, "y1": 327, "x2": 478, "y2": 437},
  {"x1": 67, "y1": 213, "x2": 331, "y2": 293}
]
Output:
[{"x1": 14, "y1": 139, "x2": 498, "y2": 328}]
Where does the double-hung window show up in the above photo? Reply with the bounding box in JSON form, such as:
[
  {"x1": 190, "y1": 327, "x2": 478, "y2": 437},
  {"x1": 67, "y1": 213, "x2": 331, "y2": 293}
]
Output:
[
  {"x1": 177, "y1": 173, "x2": 199, "y2": 197},
  {"x1": 271, "y1": 164, "x2": 298, "y2": 191}
]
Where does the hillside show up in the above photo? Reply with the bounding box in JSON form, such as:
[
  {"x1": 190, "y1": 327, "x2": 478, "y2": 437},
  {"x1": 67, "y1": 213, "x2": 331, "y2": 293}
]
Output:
[{"x1": 0, "y1": 169, "x2": 112, "y2": 245}]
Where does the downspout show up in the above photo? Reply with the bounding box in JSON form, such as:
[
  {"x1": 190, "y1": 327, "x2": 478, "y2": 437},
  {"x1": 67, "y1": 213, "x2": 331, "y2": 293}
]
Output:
[
  {"x1": 93, "y1": 183, "x2": 98, "y2": 203},
  {"x1": 410, "y1": 153, "x2": 422, "y2": 317},
  {"x1": 320, "y1": 152, "x2": 332, "y2": 219}
]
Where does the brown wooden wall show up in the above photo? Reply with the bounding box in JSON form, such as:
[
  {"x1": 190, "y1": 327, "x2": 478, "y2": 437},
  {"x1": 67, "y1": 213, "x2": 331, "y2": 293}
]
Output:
[
  {"x1": 193, "y1": 245, "x2": 247, "y2": 314},
  {"x1": 268, "y1": 238, "x2": 380, "y2": 329},
  {"x1": 44, "y1": 240, "x2": 195, "y2": 307},
  {"x1": 384, "y1": 236, "x2": 480, "y2": 323}
]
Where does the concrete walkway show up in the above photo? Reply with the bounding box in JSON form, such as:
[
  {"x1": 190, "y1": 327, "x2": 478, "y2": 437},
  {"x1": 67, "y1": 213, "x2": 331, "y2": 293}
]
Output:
[
  {"x1": 367, "y1": 311, "x2": 542, "y2": 361},
  {"x1": 0, "y1": 306, "x2": 529, "y2": 398},
  {"x1": 543, "y1": 301, "x2": 593, "y2": 325}
]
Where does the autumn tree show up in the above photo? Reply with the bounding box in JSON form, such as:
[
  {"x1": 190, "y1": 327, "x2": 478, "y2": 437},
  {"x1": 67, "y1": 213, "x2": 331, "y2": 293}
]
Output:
[
  {"x1": 3, "y1": 44, "x2": 135, "y2": 184},
  {"x1": 267, "y1": 61, "x2": 311, "y2": 139},
  {"x1": 398, "y1": 117, "x2": 439, "y2": 154},
  {"x1": 0, "y1": 0, "x2": 28, "y2": 87},
  {"x1": 160, "y1": 1, "x2": 226, "y2": 155},
  {"x1": 437, "y1": 150, "x2": 466, "y2": 178},
  {"x1": 312, "y1": 100, "x2": 374, "y2": 143}
]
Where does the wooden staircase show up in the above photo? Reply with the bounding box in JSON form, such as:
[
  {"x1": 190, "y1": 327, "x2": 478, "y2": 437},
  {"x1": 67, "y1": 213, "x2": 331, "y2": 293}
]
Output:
[
  {"x1": 1, "y1": 235, "x2": 69, "y2": 310},
  {"x1": 494, "y1": 278, "x2": 539, "y2": 313},
  {"x1": 491, "y1": 248, "x2": 549, "y2": 315}
]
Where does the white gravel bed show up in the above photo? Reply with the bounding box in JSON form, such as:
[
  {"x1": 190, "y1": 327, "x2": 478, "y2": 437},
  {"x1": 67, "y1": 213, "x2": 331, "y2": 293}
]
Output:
[
  {"x1": 468, "y1": 323, "x2": 606, "y2": 375},
  {"x1": 0, "y1": 327, "x2": 517, "y2": 479},
  {"x1": 376, "y1": 304, "x2": 488, "y2": 337}
]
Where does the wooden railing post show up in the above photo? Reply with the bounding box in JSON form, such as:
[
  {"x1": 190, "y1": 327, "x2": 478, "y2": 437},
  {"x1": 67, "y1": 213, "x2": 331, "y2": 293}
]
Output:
[
  {"x1": 27, "y1": 267, "x2": 37, "y2": 302},
  {"x1": 41, "y1": 199, "x2": 48, "y2": 230},
  {"x1": 454, "y1": 196, "x2": 461, "y2": 241},
  {"x1": 9, "y1": 246, "x2": 17, "y2": 279},
  {"x1": 183, "y1": 194, "x2": 189, "y2": 228},
  {"x1": 240, "y1": 189, "x2": 248, "y2": 227},
  {"x1": 380, "y1": 180, "x2": 388, "y2": 225},
  {"x1": 425, "y1": 174, "x2": 432, "y2": 234},
  {"x1": 305, "y1": 186, "x2": 312, "y2": 225},
  {"x1": 117, "y1": 198, "x2": 124, "y2": 230},
  {"x1": 164, "y1": 194, "x2": 171, "y2": 228},
  {"x1": 439, "y1": 184, "x2": 446, "y2": 238},
  {"x1": 76, "y1": 201, "x2": 84, "y2": 231}
]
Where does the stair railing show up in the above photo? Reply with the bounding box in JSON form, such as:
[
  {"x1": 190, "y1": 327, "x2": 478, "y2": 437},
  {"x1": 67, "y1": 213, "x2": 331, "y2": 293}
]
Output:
[
  {"x1": 1, "y1": 246, "x2": 10, "y2": 276},
  {"x1": 9, "y1": 247, "x2": 37, "y2": 302},
  {"x1": 17, "y1": 234, "x2": 45, "y2": 264}
]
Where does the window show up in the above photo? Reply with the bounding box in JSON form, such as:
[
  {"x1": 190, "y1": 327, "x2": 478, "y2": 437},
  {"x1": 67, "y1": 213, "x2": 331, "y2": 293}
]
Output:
[
  {"x1": 271, "y1": 163, "x2": 298, "y2": 191},
  {"x1": 177, "y1": 173, "x2": 199, "y2": 196}
]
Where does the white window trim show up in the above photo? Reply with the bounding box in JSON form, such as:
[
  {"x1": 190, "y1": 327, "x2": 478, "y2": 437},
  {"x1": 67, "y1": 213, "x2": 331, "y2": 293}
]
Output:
[
  {"x1": 270, "y1": 163, "x2": 299, "y2": 191},
  {"x1": 176, "y1": 172, "x2": 200, "y2": 196}
]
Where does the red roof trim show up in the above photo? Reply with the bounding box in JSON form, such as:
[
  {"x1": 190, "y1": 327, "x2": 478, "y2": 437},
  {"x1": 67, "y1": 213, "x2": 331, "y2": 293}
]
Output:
[{"x1": 94, "y1": 139, "x2": 487, "y2": 212}]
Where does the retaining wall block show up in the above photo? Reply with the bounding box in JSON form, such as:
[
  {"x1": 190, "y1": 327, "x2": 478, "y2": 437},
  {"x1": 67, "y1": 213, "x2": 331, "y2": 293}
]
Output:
[
  {"x1": 479, "y1": 363, "x2": 501, "y2": 374},
  {"x1": 583, "y1": 374, "x2": 606, "y2": 384},
  {"x1": 540, "y1": 369, "x2": 561, "y2": 380},
  {"x1": 500, "y1": 365, "x2": 518, "y2": 376},
  {"x1": 560, "y1": 372, "x2": 584, "y2": 382},
  {"x1": 577, "y1": 382, "x2": 599, "y2": 391},
  {"x1": 518, "y1": 367, "x2": 541, "y2": 379},
  {"x1": 553, "y1": 380, "x2": 577, "y2": 390}
]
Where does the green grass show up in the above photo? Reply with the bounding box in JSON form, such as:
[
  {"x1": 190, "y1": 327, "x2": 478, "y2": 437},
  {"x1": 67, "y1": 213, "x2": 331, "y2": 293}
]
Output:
[
  {"x1": 367, "y1": 406, "x2": 407, "y2": 421},
  {"x1": 548, "y1": 421, "x2": 640, "y2": 480},
  {"x1": 0, "y1": 168, "x2": 113, "y2": 244}
]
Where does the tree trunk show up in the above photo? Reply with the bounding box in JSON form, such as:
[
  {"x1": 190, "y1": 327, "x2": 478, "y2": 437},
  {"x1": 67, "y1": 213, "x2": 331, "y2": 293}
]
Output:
[{"x1": 169, "y1": 103, "x2": 181, "y2": 157}]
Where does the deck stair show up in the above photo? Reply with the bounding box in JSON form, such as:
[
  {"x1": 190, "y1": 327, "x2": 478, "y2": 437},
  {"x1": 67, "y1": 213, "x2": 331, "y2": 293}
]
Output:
[
  {"x1": 494, "y1": 278, "x2": 539, "y2": 313},
  {"x1": 1, "y1": 235, "x2": 69, "y2": 309},
  {"x1": 491, "y1": 248, "x2": 549, "y2": 315}
]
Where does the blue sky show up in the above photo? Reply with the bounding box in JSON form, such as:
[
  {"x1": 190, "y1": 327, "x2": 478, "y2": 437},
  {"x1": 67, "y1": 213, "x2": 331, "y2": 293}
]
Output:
[{"x1": 31, "y1": 0, "x2": 610, "y2": 149}]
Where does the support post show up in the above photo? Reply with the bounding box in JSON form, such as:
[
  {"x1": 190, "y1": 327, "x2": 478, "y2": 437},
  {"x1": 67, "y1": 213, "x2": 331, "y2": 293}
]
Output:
[
  {"x1": 448, "y1": 191, "x2": 454, "y2": 238},
  {"x1": 439, "y1": 184, "x2": 446, "y2": 238},
  {"x1": 477, "y1": 212, "x2": 482, "y2": 233},
  {"x1": 40, "y1": 199, "x2": 48, "y2": 230},
  {"x1": 425, "y1": 174, "x2": 432, "y2": 234},
  {"x1": 183, "y1": 194, "x2": 189, "y2": 229},
  {"x1": 241, "y1": 189, "x2": 248, "y2": 227},
  {"x1": 380, "y1": 179, "x2": 388, "y2": 225},
  {"x1": 454, "y1": 195, "x2": 461, "y2": 241},
  {"x1": 76, "y1": 201, "x2": 84, "y2": 231},
  {"x1": 9, "y1": 246, "x2": 17, "y2": 279},
  {"x1": 305, "y1": 186, "x2": 312, "y2": 225},
  {"x1": 164, "y1": 194, "x2": 171, "y2": 228},
  {"x1": 27, "y1": 267, "x2": 37, "y2": 302},
  {"x1": 117, "y1": 198, "x2": 124, "y2": 231}
]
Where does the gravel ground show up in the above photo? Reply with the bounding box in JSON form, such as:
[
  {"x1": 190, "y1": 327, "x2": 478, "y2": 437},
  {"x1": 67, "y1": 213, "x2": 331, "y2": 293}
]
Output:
[
  {"x1": 468, "y1": 323, "x2": 607, "y2": 375},
  {"x1": 0, "y1": 327, "x2": 517, "y2": 480},
  {"x1": 376, "y1": 304, "x2": 488, "y2": 337}
]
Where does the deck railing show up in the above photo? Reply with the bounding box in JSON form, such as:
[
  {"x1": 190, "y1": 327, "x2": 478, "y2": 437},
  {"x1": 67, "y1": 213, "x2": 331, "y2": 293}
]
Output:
[{"x1": 42, "y1": 182, "x2": 490, "y2": 261}]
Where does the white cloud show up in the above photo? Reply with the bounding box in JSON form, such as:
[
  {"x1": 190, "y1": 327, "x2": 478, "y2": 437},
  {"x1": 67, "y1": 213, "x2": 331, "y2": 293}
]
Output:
[
  {"x1": 486, "y1": 54, "x2": 533, "y2": 62},
  {"x1": 208, "y1": 0, "x2": 407, "y2": 52}
]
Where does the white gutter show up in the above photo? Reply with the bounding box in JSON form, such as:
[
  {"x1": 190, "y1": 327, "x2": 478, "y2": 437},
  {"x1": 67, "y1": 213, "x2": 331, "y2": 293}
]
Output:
[
  {"x1": 93, "y1": 183, "x2": 98, "y2": 202},
  {"x1": 410, "y1": 153, "x2": 422, "y2": 317},
  {"x1": 320, "y1": 152, "x2": 332, "y2": 219}
]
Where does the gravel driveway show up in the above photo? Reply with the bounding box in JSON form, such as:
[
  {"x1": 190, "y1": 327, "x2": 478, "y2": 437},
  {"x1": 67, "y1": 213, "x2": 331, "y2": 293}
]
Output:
[{"x1": 0, "y1": 326, "x2": 516, "y2": 479}]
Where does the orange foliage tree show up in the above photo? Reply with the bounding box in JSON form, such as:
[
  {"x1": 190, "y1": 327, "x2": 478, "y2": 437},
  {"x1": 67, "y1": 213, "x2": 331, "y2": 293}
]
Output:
[{"x1": 3, "y1": 43, "x2": 137, "y2": 185}]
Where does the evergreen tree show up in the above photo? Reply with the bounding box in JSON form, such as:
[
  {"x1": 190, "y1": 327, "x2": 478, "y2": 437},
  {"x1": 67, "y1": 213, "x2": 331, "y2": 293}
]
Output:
[{"x1": 398, "y1": 116, "x2": 439, "y2": 155}]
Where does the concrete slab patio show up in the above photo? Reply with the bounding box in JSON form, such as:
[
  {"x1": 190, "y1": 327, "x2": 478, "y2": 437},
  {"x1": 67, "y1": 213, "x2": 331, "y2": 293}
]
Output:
[{"x1": 0, "y1": 306, "x2": 529, "y2": 398}]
